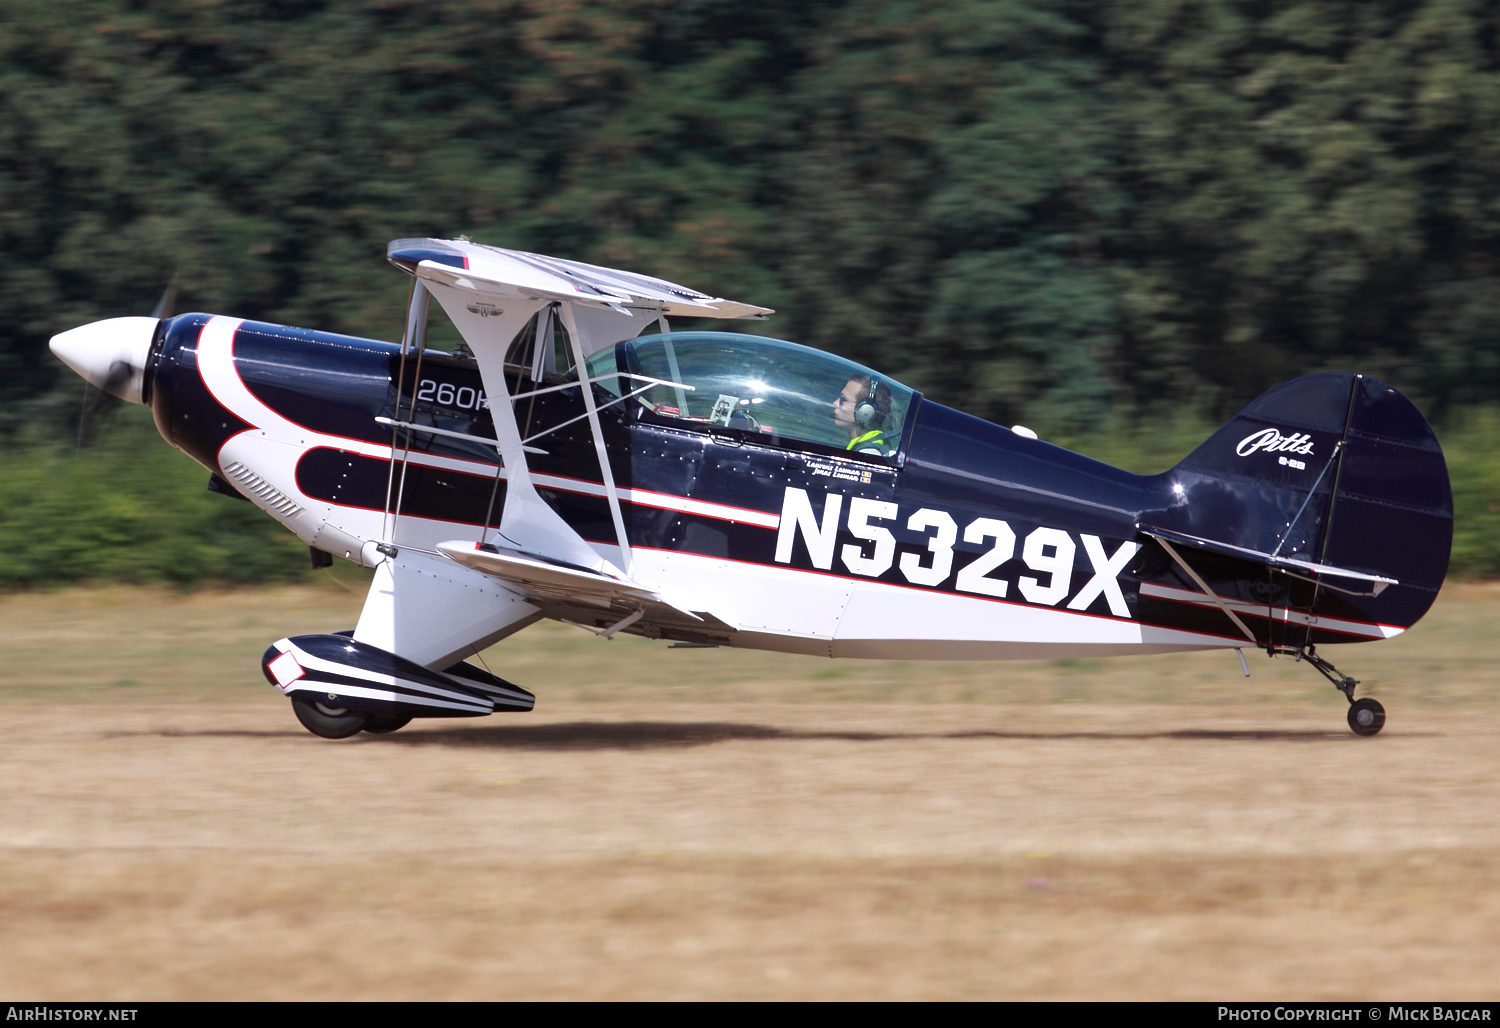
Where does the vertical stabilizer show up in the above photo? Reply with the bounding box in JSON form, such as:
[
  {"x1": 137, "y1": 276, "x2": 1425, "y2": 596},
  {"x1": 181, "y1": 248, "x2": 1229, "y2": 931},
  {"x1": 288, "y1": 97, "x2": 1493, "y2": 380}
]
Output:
[{"x1": 1149, "y1": 373, "x2": 1452, "y2": 631}]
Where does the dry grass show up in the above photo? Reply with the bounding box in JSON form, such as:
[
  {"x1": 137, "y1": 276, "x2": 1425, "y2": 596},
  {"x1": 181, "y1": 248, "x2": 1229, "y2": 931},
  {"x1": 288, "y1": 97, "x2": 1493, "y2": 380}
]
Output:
[
  {"x1": 1, "y1": 580, "x2": 1498, "y2": 999},
  {"x1": 8, "y1": 576, "x2": 1500, "y2": 707},
  {"x1": 3, "y1": 847, "x2": 1497, "y2": 1000}
]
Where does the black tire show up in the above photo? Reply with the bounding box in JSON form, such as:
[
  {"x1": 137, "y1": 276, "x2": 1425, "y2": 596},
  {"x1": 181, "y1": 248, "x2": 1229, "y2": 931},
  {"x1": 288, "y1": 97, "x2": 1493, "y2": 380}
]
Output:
[
  {"x1": 1348, "y1": 697, "x2": 1386, "y2": 737},
  {"x1": 290, "y1": 694, "x2": 368, "y2": 739},
  {"x1": 363, "y1": 715, "x2": 412, "y2": 735}
]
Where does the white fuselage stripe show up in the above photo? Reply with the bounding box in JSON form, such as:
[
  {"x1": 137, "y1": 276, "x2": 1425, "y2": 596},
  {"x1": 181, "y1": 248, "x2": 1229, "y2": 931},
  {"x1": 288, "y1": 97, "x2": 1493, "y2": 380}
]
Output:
[
  {"x1": 196, "y1": 317, "x2": 782, "y2": 529},
  {"x1": 196, "y1": 316, "x2": 499, "y2": 479},
  {"x1": 1139, "y1": 581, "x2": 1402, "y2": 638},
  {"x1": 284, "y1": 679, "x2": 487, "y2": 711}
]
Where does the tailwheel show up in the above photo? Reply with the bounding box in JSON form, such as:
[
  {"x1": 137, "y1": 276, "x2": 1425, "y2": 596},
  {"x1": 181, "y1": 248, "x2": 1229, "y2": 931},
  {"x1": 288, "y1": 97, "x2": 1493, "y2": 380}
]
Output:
[
  {"x1": 362, "y1": 715, "x2": 412, "y2": 735},
  {"x1": 290, "y1": 694, "x2": 368, "y2": 739},
  {"x1": 1347, "y1": 697, "x2": 1386, "y2": 737},
  {"x1": 1283, "y1": 644, "x2": 1387, "y2": 737}
]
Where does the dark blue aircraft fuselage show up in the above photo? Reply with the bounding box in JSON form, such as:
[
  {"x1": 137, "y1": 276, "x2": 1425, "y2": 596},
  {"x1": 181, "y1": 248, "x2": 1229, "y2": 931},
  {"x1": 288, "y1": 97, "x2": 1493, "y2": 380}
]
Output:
[{"x1": 145, "y1": 314, "x2": 1451, "y2": 653}]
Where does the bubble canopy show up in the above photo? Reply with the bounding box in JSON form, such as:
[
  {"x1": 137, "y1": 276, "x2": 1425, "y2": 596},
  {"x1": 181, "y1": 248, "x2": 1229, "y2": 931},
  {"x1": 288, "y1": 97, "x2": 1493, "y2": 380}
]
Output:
[{"x1": 586, "y1": 331, "x2": 917, "y2": 460}]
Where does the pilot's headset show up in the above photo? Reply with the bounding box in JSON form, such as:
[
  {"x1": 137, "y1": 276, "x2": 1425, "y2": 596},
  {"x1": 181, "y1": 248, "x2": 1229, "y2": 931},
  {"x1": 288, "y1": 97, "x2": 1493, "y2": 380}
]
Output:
[{"x1": 854, "y1": 377, "x2": 885, "y2": 429}]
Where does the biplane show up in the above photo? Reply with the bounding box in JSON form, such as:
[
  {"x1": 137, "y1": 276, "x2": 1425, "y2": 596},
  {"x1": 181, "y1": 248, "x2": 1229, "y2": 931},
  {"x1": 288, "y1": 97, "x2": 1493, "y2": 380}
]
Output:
[{"x1": 49, "y1": 238, "x2": 1452, "y2": 738}]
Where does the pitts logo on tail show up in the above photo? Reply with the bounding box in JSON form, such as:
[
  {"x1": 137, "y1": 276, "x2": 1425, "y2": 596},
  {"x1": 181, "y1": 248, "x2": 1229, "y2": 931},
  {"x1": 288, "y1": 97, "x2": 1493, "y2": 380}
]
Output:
[
  {"x1": 773, "y1": 487, "x2": 1140, "y2": 618},
  {"x1": 1236, "y1": 428, "x2": 1315, "y2": 457}
]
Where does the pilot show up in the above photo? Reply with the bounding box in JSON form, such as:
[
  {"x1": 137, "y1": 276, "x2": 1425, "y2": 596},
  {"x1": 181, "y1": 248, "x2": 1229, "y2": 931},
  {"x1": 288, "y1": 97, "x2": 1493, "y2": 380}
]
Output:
[{"x1": 833, "y1": 373, "x2": 893, "y2": 455}]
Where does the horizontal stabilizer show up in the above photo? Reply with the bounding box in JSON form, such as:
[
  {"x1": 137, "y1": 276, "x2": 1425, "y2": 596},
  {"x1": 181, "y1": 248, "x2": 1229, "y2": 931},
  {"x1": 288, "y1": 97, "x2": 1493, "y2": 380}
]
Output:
[{"x1": 1140, "y1": 526, "x2": 1397, "y2": 595}]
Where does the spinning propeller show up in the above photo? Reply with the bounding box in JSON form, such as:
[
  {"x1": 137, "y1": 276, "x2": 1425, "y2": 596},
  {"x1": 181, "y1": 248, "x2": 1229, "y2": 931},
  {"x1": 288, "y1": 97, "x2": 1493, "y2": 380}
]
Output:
[{"x1": 53, "y1": 276, "x2": 176, "y2": 445}]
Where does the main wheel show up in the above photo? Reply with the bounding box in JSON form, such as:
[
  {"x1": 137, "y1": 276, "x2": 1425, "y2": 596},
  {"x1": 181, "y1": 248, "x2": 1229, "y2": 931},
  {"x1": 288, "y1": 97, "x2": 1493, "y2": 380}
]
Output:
[
  {"x1": 290, "y1": 694, "x2": 368, "y2": 739},
  {"x1": 1347, "y1": 697, "x2": 1386, "y2": 737},
  {"x1": 362, "y1": 715, "x2": 412, "y2": 735}
]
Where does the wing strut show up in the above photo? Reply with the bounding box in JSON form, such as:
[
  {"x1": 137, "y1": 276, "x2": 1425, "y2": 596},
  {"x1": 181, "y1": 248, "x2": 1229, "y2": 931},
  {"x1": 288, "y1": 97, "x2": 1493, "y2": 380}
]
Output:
[
  {"x1": 397, "y1": 238, "x2": 769, "y2": 581},
  {"x1": 412, "y1": 269, "x2": 626, "y2": 575},
  {"x1": 654, "y1": 314, "x2": 689, "y2": 414},
  {"x1": 558, "y1": 303, "x2": 634, "y2": 576},
  {"x1": 381, "y1": 279, "x2": 432, "y2": 551}
]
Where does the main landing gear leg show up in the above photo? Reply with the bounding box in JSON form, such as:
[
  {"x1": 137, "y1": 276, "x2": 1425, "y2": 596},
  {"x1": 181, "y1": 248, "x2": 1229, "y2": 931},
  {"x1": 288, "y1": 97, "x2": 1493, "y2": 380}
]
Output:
[{"x1": 1284, "y1": 644, "x2": 1385, "y2": 737}]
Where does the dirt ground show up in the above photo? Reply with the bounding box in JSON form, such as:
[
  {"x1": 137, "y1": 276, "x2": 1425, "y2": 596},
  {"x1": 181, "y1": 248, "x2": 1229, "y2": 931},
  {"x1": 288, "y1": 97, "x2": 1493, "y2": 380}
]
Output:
[{"x1": 2, "y1": 580, "x2": 1498, "y2": 1000}]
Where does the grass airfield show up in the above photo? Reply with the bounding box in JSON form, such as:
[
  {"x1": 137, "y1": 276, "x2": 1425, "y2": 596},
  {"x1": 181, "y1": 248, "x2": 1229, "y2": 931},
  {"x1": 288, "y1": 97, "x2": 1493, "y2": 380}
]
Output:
[{"x1": 2, "y1": 574, "x2": 1498, "y2": 1000}]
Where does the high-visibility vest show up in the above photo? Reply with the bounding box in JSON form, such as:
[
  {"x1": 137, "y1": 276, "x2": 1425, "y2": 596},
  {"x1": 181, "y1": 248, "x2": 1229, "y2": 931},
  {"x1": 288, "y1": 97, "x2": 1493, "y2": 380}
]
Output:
[{"x1": 846, "y1": 429, "x2": 886, "y2": 452}]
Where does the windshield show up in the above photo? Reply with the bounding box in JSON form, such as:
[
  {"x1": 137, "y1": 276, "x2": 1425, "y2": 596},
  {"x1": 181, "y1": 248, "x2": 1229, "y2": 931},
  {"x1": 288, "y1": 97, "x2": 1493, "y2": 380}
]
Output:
[{"x1": 590, "y1": 331, "x2": 916, "y2": 460}]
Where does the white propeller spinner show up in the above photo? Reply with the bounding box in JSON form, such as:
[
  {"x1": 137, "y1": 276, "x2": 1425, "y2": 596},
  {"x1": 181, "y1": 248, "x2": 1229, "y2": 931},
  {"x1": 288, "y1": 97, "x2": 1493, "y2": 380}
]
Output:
[{"x1": 49, "y1": 317, "x2": 159, "y2": 404}]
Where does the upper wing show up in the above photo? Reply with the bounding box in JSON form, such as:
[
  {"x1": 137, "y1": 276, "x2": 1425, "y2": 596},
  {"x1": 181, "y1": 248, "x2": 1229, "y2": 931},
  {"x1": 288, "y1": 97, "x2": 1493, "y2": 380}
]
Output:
[{"x1": 388, "y1": 237, "x2": 774, "y2": 329}]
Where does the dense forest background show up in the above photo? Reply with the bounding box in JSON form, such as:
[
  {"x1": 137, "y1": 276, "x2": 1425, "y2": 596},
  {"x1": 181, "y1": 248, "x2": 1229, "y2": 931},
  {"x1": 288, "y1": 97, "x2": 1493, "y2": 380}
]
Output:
[{"x1": 1, "y1": 0, "x2": 1497, "y2": 585}]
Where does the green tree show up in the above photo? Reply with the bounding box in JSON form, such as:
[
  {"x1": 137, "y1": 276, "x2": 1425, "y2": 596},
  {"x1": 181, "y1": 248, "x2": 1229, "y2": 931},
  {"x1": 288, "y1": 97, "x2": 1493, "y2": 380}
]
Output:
[
  {"x1": 1105, "y1": 0, "x2": 1500, "y2": 419},
  {"x1": 776, "y1": 0, "x2": 1122, "y2": 431}
]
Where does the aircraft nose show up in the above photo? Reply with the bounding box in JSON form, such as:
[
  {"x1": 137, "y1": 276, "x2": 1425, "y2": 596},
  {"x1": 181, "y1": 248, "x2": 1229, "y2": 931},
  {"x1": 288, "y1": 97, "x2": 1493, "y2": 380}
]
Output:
[{"x1": 49, "y1": 316, "x2": 159, "y2": 404}]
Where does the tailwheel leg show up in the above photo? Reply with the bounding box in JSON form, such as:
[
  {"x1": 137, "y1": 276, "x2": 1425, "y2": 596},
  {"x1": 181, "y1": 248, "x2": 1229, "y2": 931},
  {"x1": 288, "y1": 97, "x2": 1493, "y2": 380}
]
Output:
[{"x1": 1280, "y1": 644, "x2": 1385, "y2": 737}]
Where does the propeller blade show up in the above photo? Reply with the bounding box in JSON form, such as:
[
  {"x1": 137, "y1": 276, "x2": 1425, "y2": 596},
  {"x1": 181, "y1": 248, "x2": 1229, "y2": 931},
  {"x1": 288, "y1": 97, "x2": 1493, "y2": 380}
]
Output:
[
  {"x1": 149, "y1": 273, "x2": 178, "y2": 320},
  {"x1": 66, "y1": 341, "x2": 149, "y2": 449},
  {"x1": 77, "y1": 381, "x2": 122, "y2": 450},
  {"x1": 101, "y1": 358, "x2": 136, "y2": 399},
  {"x1": 86, "y1": 382, "x2": 123, "y2": 421}
]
